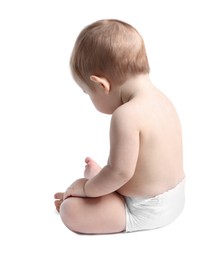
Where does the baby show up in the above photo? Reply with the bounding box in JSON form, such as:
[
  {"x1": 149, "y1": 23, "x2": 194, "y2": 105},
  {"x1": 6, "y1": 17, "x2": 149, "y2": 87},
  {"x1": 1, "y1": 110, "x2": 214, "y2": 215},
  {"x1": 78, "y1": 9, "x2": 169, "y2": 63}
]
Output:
[{"x1": 54, "y1": 19, "x2": 185, "y2": 234}]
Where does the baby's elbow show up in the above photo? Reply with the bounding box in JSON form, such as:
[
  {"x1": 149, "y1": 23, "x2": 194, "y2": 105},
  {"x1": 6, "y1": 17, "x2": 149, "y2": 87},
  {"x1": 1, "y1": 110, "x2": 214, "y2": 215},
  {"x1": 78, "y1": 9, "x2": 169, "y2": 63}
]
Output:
[{"x1": 117, "y1": 170, "x2": 133, "y2": 184}]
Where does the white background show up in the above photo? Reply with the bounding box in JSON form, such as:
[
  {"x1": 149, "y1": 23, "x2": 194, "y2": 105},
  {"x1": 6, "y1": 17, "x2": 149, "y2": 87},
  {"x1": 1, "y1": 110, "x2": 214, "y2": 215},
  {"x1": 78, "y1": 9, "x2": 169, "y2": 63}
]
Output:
[{"x1": 0, "y1": 0, "x2": 217, "y2": 259}]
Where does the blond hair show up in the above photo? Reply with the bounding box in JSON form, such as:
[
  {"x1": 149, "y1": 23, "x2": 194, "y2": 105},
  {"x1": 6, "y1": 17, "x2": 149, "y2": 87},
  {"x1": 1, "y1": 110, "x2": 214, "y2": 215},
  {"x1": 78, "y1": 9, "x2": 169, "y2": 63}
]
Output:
[{"x1": 70, "y1": 19, "x2": 150, "y2": 88}]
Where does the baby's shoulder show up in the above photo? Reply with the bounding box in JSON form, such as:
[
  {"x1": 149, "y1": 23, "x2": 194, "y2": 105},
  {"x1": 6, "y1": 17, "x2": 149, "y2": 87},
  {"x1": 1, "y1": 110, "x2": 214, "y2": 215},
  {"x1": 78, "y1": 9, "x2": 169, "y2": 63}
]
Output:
[
  {"x1": 111, "y1": 102, "x2": 145, "y2": 131},
  {"x1": 112, "y1": 101, "x2": 139, "y2": 120}
]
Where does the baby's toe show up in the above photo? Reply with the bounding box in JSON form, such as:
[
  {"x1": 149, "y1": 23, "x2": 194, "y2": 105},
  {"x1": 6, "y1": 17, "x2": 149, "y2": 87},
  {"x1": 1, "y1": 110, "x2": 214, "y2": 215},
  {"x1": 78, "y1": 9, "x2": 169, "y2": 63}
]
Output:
[
  {"x1": 54, "y1": 192, "x2": 64, "y2": 200},
  {"x1": 54, "y1": 200, "x2": 62, "y2": 212}
]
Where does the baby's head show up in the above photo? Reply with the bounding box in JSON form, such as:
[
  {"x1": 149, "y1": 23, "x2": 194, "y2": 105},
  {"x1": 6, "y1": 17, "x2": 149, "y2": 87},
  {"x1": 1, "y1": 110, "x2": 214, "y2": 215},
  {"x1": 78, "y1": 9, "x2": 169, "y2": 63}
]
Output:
[{"x1": 70, "y1": 19, "x2": 150, "y2": 88}]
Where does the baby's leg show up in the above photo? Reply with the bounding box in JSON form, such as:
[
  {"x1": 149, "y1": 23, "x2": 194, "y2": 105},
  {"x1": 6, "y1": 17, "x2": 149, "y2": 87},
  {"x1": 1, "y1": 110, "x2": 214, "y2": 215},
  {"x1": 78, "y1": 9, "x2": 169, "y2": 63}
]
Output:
[
  {"x1": 84, "y1": 157, "x2": 102, "y2": 179},
  {"x1": 59, "y1": 192, "x2": 126, "y2": 234},
  {"x1": 54, "y1": 157, "x2": 101, "y2": 212}
]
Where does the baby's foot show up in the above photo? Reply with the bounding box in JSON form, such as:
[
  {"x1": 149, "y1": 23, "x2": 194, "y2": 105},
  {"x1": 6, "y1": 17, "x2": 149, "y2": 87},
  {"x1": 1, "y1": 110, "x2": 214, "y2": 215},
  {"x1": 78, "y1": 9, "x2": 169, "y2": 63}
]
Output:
[
  {"x1": 84, "y1": 157, "x2": 102, "y2": 179},
  {"x1": 54, "y1": 192, "x2": 64, "y2": 212}
]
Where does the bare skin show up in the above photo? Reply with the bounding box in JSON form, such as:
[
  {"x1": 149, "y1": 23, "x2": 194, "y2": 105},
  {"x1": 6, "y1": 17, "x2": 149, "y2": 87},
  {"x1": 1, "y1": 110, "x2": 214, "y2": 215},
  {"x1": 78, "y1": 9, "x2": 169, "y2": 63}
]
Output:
[
  {"x1": 54, "y1": 157, "x2": 101, "y2": 212},
  {"x1": 84, "y1": 157, "x2": 102, "y2": 179},
  {"x1": 54, "y1": 74, "x2": 185, "y2": 234},
  {"x1": 54, "y1": 157, "x2": 126, "y2": 234},
  {"x1": 54, "y1": 158, "x2": 126, "y2": 234}
]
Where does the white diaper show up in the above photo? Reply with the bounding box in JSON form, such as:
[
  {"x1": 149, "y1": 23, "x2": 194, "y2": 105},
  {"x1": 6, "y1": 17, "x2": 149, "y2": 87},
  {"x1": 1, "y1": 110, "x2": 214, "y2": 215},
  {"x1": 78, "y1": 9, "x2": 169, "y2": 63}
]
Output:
[{"x1": 125, "y1": 178, "x2": 185, "y2": 232}]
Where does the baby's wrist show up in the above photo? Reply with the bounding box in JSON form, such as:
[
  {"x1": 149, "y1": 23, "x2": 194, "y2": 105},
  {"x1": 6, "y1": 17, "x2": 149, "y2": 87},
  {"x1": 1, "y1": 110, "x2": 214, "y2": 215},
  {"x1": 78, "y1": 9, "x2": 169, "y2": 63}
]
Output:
[{"x1": 83, "y1": 179, "x2": 88, "y2": 197}]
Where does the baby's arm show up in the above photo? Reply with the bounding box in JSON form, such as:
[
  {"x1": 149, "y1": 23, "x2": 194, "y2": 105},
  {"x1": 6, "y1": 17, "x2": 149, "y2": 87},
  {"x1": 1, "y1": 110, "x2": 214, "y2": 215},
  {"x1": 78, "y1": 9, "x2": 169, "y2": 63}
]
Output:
[
  {"x1": 63, "y1": 158, "x2": 101, "y2": 200},
  {"x1": 84, "y1": 108, "x2": 140, "y2": 197}
]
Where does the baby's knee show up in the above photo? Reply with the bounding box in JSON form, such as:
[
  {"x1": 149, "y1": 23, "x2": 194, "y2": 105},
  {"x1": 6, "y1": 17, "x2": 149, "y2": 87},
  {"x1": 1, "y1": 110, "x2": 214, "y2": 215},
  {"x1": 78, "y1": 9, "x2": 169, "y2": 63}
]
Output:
[{"x1": 59, "y1": 198, "x2": 81, "y2": 232}]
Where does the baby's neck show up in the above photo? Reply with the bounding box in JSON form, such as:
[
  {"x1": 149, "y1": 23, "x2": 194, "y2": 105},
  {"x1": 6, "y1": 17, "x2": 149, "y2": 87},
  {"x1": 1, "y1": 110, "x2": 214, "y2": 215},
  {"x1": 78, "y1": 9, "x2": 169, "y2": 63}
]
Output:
[{"x1": 120, "y1": 74, "x2": 153, "y2": 103}]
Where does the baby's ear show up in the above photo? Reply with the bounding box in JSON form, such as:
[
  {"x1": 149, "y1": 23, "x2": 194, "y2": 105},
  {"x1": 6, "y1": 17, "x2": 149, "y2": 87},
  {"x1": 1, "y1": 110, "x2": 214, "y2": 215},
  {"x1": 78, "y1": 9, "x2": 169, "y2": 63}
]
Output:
[{"x1": 90, "y1": 75, "x2": 111, "y2": 94}]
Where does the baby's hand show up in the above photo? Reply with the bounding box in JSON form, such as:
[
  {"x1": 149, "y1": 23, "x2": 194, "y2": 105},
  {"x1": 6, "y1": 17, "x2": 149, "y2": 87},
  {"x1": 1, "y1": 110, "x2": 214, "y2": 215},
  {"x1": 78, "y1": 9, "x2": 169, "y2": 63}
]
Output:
[{"x1": 63, "y1": 178, "x2": 88, "y2": 200}]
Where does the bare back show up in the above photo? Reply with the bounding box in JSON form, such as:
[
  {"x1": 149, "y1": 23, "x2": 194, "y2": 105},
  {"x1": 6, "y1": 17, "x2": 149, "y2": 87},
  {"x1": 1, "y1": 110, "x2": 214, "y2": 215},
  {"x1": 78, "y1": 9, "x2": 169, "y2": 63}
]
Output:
[{"x1": 117, "y1": 84, "x2": 185, "y2": 197}]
